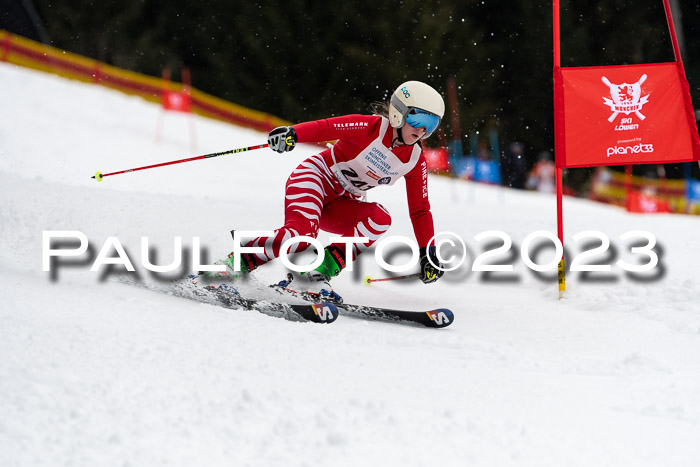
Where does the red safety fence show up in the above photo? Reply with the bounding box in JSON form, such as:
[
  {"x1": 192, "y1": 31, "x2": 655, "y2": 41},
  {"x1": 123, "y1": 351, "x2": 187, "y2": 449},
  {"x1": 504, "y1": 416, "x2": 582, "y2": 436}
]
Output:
[{"x1": 0, "y1": 30, "x2": 290, "y2": 132}]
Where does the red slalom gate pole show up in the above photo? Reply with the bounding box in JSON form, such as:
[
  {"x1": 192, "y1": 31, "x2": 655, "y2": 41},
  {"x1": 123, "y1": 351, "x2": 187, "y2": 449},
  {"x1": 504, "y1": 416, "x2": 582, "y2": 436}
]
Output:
[
  {"x1": 553, "y1": 0, "x2": 566, "y2": 298},
  {"x1": 662, "y1": 0, "x2": 700, "y2": 171},
  {"x1": 92, "y1": 143, "x2": 269, "y2": 181}
]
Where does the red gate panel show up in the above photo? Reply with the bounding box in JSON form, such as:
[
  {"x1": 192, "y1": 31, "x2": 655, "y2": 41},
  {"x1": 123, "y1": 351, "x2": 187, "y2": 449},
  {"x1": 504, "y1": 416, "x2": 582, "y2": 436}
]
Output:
[{"x1": 555, "y1": 62, "x2": 700, "y2": 168}]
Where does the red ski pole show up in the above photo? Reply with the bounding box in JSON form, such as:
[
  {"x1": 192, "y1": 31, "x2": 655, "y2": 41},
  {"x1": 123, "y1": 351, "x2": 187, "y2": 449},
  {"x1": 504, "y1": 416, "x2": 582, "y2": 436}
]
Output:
[
  {"x1": 92, "y1": 143, "x2": 269, "y2": 181},
  {"x1": 363, "y1": 273, "x2": 420, "y2": 286}
]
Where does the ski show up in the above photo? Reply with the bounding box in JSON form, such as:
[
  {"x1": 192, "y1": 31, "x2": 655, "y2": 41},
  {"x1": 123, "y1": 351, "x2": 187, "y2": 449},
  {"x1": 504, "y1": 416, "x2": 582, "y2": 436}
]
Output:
[
  {"x1": 335, "y1": 303, "x2": 454, "y2": 328},
  {"x1": 116, "y1": 274, "x2": 450, "y2": 327},
  {"x1": 270, "y1": 284, "x2": 454, "y2": 328}
]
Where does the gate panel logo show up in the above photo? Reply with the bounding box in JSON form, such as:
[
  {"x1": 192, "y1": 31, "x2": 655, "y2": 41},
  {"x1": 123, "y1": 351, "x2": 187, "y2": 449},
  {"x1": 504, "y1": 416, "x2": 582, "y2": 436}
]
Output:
[{"x1": 602, "y1": 75, "x2": 650, "y2": 122}]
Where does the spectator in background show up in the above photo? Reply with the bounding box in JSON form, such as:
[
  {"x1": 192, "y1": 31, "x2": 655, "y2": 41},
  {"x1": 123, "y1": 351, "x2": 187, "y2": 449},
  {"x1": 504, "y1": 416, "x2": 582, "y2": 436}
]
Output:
[
  {"x1": 477, "y1": 140, "x2": 492, "y2": 161},
  {"x1": 502, "y1": 142, "x2": 527, "y2": 189},
  {"x1": 526, "y1": 151, "x2": 556, "y2": 193}
]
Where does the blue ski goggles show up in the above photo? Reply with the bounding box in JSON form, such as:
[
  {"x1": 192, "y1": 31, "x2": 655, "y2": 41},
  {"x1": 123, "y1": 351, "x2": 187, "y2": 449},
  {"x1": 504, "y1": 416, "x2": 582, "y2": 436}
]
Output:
[{"x1": 405, "y1": 108, "x2": 441, "y2": 134}]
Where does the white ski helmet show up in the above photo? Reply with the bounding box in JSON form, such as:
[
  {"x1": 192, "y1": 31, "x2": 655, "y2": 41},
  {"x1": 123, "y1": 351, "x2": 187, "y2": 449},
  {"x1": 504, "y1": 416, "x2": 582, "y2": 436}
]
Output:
[{"x1": 388, "y1": 80, "x2": 445, "y2": 139}]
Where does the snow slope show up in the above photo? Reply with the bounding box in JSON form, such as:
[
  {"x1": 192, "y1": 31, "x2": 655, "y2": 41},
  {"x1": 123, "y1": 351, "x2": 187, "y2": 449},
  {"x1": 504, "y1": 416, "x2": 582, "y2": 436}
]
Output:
[{"x1": 1, "y1": 62, "x2": 699, "y2": 467}]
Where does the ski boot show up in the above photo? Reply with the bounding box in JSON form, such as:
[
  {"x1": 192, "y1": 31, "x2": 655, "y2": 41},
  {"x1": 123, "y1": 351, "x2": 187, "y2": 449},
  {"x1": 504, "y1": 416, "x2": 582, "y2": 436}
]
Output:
[{"x1": 272, "y1": 246, "x2": 345, "y2": 304}]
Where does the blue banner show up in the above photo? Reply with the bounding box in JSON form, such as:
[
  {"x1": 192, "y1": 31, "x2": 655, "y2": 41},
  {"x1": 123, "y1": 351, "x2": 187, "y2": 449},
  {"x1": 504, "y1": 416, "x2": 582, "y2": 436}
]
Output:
[
  {"x1": 475, "y1": 160, "x2": 502, "y2": 184},
  {"x1": 688, "y1": 179, "x2": 700, "y2": 202}
]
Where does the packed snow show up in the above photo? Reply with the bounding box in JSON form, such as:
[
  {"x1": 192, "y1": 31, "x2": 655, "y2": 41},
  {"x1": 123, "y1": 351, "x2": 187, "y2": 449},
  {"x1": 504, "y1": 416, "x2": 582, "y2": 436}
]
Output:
[{"x1": 1, "y1": 62, "x2": 699, "y2": 467}]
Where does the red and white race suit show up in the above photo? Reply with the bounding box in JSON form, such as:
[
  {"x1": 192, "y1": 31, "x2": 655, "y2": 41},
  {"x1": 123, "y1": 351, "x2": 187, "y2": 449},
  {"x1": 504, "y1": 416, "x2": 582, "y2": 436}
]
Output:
[{"x1": 241, "y1": 114, "x2": 435, "y2": 268}]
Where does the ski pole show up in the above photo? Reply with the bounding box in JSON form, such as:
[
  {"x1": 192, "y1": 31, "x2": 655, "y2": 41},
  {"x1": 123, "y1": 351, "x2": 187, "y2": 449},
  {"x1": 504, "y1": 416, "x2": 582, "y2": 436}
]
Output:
[
  {"x1": 92, "y1": 143, "x2": 269, "y2": 181},
  {"x1": 363, "y1": 273, "x2": 420, "y2": 286}
]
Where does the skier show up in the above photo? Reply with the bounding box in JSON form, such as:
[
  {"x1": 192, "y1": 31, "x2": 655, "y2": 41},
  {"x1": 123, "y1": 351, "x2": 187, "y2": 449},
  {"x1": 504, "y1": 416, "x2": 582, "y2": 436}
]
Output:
[{"x1": 228, "y1": 81, "x2": 446, "y2": 300}]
